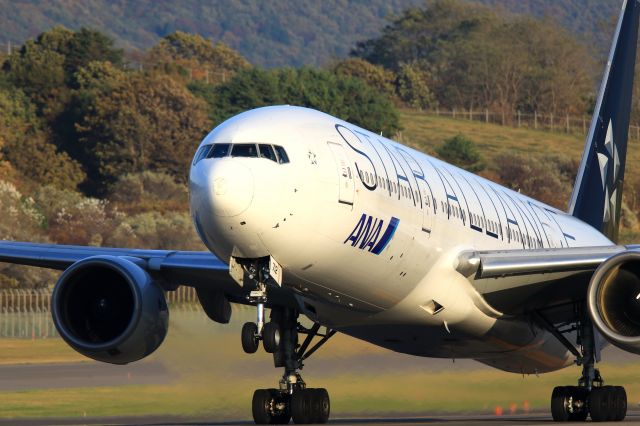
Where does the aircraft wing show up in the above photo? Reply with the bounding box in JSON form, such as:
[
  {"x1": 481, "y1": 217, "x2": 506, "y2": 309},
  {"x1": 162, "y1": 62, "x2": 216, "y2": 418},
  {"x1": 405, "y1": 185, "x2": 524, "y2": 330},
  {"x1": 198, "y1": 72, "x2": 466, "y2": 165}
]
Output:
[
  {"x1": 0, "y1": 240, "x2": 240, "y2": 293},
  {"x1": 457, "y1": 245, "x2": 637, "y2": 319}
]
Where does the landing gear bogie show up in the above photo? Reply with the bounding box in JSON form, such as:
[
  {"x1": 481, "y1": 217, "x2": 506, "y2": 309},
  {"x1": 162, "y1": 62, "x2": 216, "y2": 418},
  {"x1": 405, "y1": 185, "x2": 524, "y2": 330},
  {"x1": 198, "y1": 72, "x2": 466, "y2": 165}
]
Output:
[{"x1": 238, "y1": 258, "x2": 335, "y2": 424}]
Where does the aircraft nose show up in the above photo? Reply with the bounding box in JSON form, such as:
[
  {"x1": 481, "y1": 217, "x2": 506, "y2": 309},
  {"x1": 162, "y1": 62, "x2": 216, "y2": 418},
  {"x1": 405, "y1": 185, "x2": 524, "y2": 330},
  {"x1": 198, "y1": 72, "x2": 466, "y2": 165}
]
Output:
[{"x1": 196, "y1": 159, "x2": 254, "y2": 217}]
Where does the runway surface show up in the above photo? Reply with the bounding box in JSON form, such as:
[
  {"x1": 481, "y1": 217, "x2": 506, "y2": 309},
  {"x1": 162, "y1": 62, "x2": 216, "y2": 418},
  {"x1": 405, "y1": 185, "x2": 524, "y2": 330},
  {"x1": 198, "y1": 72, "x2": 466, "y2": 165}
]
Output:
[
  {"x1": 3, "y1": 412, "x2": 640, "y2": 426},
  {"x1": 0, "y1": 360, "x2": 175, "y2": 391}
]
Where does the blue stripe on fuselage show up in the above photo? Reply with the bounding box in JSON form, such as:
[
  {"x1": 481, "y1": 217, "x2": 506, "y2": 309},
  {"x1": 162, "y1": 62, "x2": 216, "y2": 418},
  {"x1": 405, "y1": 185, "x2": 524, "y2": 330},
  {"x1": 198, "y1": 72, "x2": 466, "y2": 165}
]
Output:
[{"x1": 372, "y1": 217, "x2": 400, "y2": 255}]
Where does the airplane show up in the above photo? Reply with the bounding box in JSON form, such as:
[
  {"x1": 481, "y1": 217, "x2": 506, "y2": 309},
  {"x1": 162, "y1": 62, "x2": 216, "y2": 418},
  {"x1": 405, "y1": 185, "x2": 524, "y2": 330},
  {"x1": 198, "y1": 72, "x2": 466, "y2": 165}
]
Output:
[{"x1": 0, "y1": 0, "x2": 639, "y2": 424}]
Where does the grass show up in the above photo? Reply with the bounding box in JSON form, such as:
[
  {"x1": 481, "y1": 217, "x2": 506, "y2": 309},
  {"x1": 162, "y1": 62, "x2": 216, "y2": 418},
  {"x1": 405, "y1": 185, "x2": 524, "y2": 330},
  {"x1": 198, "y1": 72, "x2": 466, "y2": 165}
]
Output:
[
  {"x1": 2, "y1": 310, "x2": 640, "y2": 420},
  {"x1": 1, "y1": 355, "x2": 640, "y2": 419},
  {"x1": 0, "y1": 339, "x2": 85, "y2": 365}
]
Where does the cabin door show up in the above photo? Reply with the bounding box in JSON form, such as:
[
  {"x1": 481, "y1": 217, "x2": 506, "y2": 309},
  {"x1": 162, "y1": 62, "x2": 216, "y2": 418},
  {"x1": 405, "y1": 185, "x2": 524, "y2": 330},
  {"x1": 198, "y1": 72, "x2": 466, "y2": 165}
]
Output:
[{"x1": 327, "y1": 142, "x2": 354, "y2": 205}]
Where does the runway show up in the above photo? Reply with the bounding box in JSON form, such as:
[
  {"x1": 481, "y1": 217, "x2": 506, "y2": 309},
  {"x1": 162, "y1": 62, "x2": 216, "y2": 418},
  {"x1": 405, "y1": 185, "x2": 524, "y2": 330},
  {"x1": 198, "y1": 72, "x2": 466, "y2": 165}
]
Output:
[
  {"x1": 3, "y1": 412, "x2": 640, "y2": 426},
  {"x1": 0, "y1": 360, "x2": 175, "y2": 391}
]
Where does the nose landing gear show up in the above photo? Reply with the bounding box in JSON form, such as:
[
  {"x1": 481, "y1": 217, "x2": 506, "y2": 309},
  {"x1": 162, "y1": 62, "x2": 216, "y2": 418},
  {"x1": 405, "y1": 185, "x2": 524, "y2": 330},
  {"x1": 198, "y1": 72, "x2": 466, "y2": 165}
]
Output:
[
  {"x1": 241, "y1": 281, "x2": 281, "y2": 354},
  {"x1": 249, "y1": 307, "x2": 334, "y2": 424},
  {"x1": 239, "y1": 259, "x2": 335, "y2": 424}
]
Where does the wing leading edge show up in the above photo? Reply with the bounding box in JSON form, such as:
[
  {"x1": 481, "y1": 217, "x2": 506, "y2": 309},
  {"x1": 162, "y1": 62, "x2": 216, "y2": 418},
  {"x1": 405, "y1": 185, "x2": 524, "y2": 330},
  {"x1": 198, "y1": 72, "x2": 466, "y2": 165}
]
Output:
[
  {"x1": 0, "y1": 240, "x2": 237, "y2": 291},
  {"x1": 457, "y1": 245, "x2": 640, "y2": 317}
]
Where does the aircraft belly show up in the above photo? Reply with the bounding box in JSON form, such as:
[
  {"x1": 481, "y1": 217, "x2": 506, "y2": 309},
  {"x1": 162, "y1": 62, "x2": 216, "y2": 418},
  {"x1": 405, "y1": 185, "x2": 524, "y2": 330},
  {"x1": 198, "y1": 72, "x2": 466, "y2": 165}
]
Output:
[{"x1": 338, "y1": 317, "x2": 573, "y2": 374}]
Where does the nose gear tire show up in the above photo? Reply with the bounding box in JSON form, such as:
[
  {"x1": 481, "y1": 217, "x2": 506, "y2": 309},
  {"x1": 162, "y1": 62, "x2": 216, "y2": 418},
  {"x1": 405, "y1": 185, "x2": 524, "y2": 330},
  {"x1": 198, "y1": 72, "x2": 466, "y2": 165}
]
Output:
[
  {"x1": 242, "y1": 322, "x2": 259, "y2": 354},
  {"x1": 263, "y1": 321, "x2": 281, "y2": 353}
]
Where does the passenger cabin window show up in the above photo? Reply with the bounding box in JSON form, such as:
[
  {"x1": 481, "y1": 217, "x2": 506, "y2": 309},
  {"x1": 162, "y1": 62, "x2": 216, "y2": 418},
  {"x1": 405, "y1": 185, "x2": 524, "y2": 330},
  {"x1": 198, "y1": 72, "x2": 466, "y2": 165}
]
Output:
[
  {"x1": 232, "y1": 144, "x2": 258, "y2": 158},
  {"x1": 259, "y1": 144, "x2": 277, "y2": 162},
  {"x1": 208, "y1": 143, "x2": 231, "y2": 158}
]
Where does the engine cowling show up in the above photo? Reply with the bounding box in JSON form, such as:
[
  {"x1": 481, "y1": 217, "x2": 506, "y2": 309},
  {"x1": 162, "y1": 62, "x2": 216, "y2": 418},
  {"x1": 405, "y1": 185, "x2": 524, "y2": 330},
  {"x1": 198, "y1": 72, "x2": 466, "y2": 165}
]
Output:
[
  {"x1": 51, "y1": 255, "x2": 169, "y2": 364},
  {"x1": 588, "y1": 251, "x2": 640, "y2": 354}
]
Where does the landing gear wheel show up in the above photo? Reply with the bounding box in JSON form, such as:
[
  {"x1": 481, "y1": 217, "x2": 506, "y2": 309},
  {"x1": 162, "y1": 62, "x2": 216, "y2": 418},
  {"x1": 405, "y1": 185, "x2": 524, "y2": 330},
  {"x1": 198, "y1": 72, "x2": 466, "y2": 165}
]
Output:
[
  {"x1": 268, "y1": 388, "x2": 291, "y2": 424},
  {"x1": 613, "y1": 386, "x2": 627, "y2": 421},
  {"x1": 551, "y1": 386, "x2": 588, "y2": 422},
  {"x1": 589, "y1": 386, "x2": 609, "y2": 422},
  {"x1": 568, "y1": 387, "x2": 588, "y2": 421},
  {"x1": 242, "y1": 322, "x2": 259, "y2": 354},
  {"x1": 551, "y1": 386, "x2": 571, "y2": 422},
  {"x1": 590, "y1": 387, "x2": 611, "y2": 422},
  {"x1": 263, "y1": 322, "x2": 281, "y2": 353},
  {"x1": 290, "y1": 388, "x2": 330, "y2": 424},
  {"x1": 251, "y1": 389, "x2": 291, "y2": 424},
  {"x1": 590, "y1": 386, "x2": 627, "y2": 422},
  {"x1": 252, "y1": 389, "x2": 274, "y2": 424},
  {"x1": 291, "y1": 389, "x2": 311, "y2": 424},
  {"x1": 310, "y1": 388, "x2": 330, "y2": 424}
]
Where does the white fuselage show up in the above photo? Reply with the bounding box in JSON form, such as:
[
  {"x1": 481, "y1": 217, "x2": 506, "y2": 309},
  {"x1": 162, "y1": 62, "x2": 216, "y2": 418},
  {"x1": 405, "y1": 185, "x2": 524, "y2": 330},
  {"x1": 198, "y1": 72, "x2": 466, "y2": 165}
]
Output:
[{"x1": 189, "y1": 106, "x2": 612, "y2": 374}]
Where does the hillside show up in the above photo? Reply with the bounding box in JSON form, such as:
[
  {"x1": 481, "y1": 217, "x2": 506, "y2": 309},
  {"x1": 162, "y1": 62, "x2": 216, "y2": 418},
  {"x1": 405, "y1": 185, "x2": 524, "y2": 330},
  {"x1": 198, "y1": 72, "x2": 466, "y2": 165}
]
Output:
[{"x1": 0, "y1": 0, "x2": 621, "y2": 68}]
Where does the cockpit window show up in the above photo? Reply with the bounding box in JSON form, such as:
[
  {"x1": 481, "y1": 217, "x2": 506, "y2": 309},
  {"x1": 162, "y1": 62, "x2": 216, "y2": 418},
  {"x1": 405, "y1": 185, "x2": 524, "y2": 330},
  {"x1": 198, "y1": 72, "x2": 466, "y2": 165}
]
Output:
[
  {"x1": 208, "y1": 143, "x2": 231, "y2": 158},
  {"x1": 231, "y1": 144, "x2": 258, "y2": 158},
  {"x1": 192, "y1": 145, "x2": 212, "y2": 165},
  {"x1": 259, "y1": 144, "x2": 278, "y2": 162},
  {"x1": 274, "y1": 145, "x2": 290, "y2": 164}
]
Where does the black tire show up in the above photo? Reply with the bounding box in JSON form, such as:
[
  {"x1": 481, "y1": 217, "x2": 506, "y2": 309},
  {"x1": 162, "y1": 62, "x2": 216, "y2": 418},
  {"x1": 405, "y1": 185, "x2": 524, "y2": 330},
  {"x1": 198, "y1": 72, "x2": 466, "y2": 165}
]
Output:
[
  {"x1": 567, "y1": 386, "x2": 588, "y2": 421},
  {"x1": 253, "y1": 389, "x2": 275, "y2": 424},
  {"x1": 589, "y1": 387, "x2": 612, "y2": 422},
  {"x1": 551, "y1": 386, "x2": 570, "y2": 421},
  {"x1": 613, "y1": 386, "x2": 627, "y2": 421},
  {"x1": 291, "y1": 389, "x2": 311, "y2": 424},
  {"x1": 263, "y1": 322, "x2": 281, "y2": 353},
  {"x1": 242, "y1": 322, "x2": 259, "y2": 354},
  {"x1": 268, "y1": 388, "x2": 291, "y2": 424},
  {"x1": 311, "y1": 388, "x2": 330, "y2": 424}
]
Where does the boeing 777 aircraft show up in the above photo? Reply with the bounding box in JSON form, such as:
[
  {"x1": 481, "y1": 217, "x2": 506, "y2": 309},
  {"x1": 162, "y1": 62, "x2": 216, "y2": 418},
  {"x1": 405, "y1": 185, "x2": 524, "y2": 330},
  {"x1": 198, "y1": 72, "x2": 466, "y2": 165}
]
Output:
[{"x1": 1, "y1": 0, "x2": 639, "y2": 424}]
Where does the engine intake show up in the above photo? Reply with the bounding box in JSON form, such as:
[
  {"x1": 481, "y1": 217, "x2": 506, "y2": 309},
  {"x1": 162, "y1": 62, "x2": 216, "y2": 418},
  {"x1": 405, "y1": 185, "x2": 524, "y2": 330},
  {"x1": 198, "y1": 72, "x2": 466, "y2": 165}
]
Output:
[
  {"x1": 588, "y1": 251, "x2": 640, "y2": 354},
  {"x1": 52, "y1": 255, "x2": 169, "y2": 364}
]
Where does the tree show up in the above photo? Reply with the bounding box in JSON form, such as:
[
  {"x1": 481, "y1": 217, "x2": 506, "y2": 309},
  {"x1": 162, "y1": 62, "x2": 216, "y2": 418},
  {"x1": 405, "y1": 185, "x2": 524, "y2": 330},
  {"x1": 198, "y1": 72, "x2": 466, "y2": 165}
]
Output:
[
  {"x1": 2, "y1": 27, "x2": 123, "y2": 110},
  {"x1": 147, "y1": 32, "x2": 250, "y2": 85},
  {"x1": 107, "y1": 171, "x2": 188, "y2": 214},
  {"x1": 493, "y1": 153, "x2": 575, "y2": 208},
  {"x1": 435, "y1": 134, "x2": 484, "y2": 172},
  {"x1": 354, "y1": 0, "x2": 593, "y2": 116},
  {"x1": 63, "y1": 28, "x2": 124, "y2": 87},
  {"x1": 331, "y1": 58, "x2": 396, "y2": 99},
  {"x1": 196, "y1": 67, "x2": 400, "y2": 135},
  {"x1": 395, "y1": 62, "x2": 436, "y2": 109},
  {"x1": 75, "y1": 72, "x2": 211, "y2": 192},
  {"x1": 0, "y1": 87, "x2": 84, "y2": 189}
]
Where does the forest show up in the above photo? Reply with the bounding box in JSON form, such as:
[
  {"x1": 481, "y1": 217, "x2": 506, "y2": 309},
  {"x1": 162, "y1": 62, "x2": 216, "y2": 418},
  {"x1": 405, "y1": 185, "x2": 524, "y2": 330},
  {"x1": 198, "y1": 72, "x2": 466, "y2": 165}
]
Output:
[
  {"x1": 0, "y1": 0, "x2": 621, "y2": 68},
  {"x1": 0, "y1": 0, "x2": 638, "y2": 288}
]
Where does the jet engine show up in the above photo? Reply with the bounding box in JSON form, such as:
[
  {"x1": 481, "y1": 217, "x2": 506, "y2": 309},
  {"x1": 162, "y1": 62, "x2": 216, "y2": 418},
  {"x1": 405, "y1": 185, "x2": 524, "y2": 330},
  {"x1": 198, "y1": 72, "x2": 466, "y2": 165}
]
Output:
[
  {"x1": 51, "y1": 255, "x2": 169, "y2": 364},
  {"x1": 588, "y1": 251, "x2": 640, "y2": 354}
]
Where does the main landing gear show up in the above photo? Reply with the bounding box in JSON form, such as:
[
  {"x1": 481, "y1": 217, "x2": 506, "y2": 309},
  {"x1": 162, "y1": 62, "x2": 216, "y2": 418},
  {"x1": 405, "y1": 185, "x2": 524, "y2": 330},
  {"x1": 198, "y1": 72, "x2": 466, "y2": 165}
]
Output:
[
  {"x1": 240, "y1": 261, "x2": 335, "y2": 424},
  {"x1": 538, "y1": 309, "x2": 627, "y2": 422}
]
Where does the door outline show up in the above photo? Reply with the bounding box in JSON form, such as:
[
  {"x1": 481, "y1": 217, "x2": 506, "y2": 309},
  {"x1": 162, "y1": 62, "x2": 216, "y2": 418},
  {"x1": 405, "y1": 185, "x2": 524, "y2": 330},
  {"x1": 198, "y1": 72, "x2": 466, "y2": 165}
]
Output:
[{"x1": 327, "y1": 141, "x2": 354, "y2": 206}]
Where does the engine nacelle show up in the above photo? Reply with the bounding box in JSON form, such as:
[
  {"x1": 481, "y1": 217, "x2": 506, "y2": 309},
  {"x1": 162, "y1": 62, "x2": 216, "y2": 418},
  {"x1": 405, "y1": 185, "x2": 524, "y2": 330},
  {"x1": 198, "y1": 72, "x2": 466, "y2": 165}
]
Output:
[
  {"x1": 588, "y1": 251, "x2": 640, "y2": 354},
  {"x1": 52, "y1": 255, "x2": 169, "y2": 364}
]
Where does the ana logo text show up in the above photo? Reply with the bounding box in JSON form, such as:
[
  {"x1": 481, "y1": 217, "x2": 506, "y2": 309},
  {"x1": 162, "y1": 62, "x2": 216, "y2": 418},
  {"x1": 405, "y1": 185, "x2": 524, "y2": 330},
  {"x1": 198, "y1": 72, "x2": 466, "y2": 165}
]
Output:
[{"x1": 343, "y1": 213, "x2": 399, "y2": 255}]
